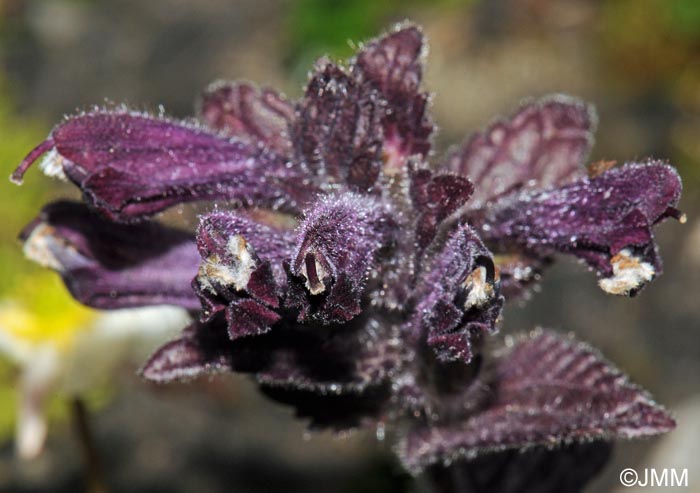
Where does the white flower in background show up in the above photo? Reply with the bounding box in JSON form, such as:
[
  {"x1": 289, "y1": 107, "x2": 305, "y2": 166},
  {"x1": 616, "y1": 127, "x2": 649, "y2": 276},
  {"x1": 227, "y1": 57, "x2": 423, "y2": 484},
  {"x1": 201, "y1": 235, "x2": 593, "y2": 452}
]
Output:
[{"x1": 0, "y1": 275, "x2": 190, "y2": 459}]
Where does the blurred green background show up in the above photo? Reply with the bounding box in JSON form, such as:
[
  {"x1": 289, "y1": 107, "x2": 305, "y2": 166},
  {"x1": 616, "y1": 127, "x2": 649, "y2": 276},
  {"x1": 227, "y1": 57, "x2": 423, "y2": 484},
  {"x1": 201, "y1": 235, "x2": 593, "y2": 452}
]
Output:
[{"x1": 1, "y1": 0, "x2": 699, "y2": 491}]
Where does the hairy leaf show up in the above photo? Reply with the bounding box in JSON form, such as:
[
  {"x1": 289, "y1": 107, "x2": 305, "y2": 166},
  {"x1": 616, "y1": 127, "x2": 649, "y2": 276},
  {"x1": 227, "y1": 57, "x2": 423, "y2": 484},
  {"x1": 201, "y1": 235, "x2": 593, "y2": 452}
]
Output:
[
  {"x1": 447, "y1": 96, "x2": 596, "y2": 208},
  {"x1": 425, "y1": 441, "x2": 611, "y2": 493},
  {"x1": 399, "y1": 330, "x2": 675, "y2": 473},
  {"x1": 294, "y1": 63, "x2": 384, "y2": 191},
  {"x1": 140, "y1": 319, "x2": 233, "y2": 383},
  {"x1": 198, "y1": 81, "x2": 295, "y2": 155},
  {"x1": 353, "y1": 24, "x2": 433, "y2": 173},
  {"x1": 409, "y1": 164, "x2": 474, "y2": 252}
]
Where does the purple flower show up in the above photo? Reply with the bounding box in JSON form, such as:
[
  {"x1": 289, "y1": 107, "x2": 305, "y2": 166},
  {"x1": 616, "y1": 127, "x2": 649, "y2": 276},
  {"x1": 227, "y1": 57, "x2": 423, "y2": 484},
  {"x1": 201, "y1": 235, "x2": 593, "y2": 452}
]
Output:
[{"x1": 14, "y1": 23, "x2": 683, "y2": 492}]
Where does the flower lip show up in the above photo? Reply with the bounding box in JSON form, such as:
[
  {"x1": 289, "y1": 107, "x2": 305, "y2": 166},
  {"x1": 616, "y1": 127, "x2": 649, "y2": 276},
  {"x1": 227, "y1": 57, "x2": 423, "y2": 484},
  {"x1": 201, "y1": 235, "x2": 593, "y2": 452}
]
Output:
[
  {"x1": 414, "y1": 224, "x2": 504, "y2": 364},
  {"x1": 192, "y1": 212, "x2": 290, "y2": 337},
  {"x1": 286, "y1": 193, "x2": 394, "y2": 324}
]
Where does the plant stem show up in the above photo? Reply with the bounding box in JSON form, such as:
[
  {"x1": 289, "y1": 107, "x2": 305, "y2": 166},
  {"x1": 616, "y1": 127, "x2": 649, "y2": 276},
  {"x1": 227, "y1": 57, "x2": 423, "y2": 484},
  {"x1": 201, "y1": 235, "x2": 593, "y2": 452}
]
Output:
[
  {"x1": 72, "y1": 397, "x2": 107, "y2": 493},
  {"x1": 425, "y1": 463, "x2": 478, "y2": 493}
]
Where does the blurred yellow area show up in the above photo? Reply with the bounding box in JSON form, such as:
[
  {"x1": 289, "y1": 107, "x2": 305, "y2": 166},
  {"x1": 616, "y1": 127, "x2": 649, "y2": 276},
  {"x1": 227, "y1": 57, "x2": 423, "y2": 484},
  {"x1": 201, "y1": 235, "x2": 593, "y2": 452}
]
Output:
[
  {"x1": 0, "y1": 274, "x2": 95, "y2": 352},
  {"x1": 0, "y1": 76, "x2": 96, "y2": 444}
]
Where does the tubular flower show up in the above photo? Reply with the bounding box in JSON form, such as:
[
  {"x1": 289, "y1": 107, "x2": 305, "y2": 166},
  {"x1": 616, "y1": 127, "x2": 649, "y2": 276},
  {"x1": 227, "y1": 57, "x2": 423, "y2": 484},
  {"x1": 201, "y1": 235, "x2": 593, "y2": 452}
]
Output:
[{"x1": 13, "y1": 23, "x2": 682, "y2": 491}]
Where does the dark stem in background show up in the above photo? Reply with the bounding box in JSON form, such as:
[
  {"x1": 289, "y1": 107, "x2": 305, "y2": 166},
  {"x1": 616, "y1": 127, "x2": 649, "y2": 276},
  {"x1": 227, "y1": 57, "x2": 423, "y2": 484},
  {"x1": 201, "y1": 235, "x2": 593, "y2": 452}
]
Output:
[
  {"x1": 71, "y1": 398, "x2": 107, "y2": 493},
  {"x1": 426, "y1": 463, "x2": 478, "y2": 493}
]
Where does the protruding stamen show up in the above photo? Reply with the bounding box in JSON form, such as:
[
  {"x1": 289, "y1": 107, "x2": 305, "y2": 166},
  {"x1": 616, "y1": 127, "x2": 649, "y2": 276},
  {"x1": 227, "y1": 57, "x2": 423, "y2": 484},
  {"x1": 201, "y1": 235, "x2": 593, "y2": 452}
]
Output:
[
  {"x1": 38, "y1": 148, "x2": 68, "y2": 181},
  {"x1": 22, "y1": 223, "x2": 66, "y2": 271},
  {"x1": 302, "y1": 252, "x2": 328, "y2": 295},
  {"x1": 198, "y1": 235, "x2": 257, "y2": 293},
  {"x1": 463, "y1": 266, "x2": 495, "y2": 310},
  {"x1": 598, "y1": 248, "x2": 655, "y2": 295}
]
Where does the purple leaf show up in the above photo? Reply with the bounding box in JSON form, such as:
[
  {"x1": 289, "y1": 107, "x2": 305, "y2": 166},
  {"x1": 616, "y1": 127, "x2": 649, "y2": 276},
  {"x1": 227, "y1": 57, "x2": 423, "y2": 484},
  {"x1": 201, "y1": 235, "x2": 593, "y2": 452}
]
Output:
[
  {"x1": 447, "y1": 96, "x2": 596, "y2": 208},
  {"x1": 474, "y1": 162, "x2": 683, "y2": 295},
  {"x1": 286, "y1": 193, "x2": 395, "y2": 324},
  {"x1": 409, "y1": 164, "x2": 474, "y2": 252},
  {"x1": 239, "y1": 318, "x2": 399, "y2": 431},
  {"x1": 411, "y1": 224, "x2": 503, "y2": 363},
  {"x1": 398, "y1": 330, "x2": 675, "y2": 473},
  {"x1": 198, "y1": 81, "x2": 295, "y2": 155},
  {"x1": 260, "y1": 384, "x2": 390, "y2": 430},
  {"x1": 144, "y1": 311, "x2": 401, "y2": 395},
  {"x1": 141, "y1": 319, "x2": 233, "y2": 383},
  {"x1": 353, "y1": 24, "x2": 433, "y2": 173},
  {"x1": 12, "y1": 111, "x2": 317, "y2": 221},
  {"x1": 425, "y1": 442, "x2": 611, "y2": 493},
  {"x1": 230, "y1": 315, "x2": 402, "y2": 395},
  {"x1": 224, "y1": 298, "x2": 280, "y2": 339},
  {"x1": 20, "y1": 200, "x2": 200, "y2": 310},
  {"x1": 293, "y1": 63, "x2": 384, "y2": 191}
]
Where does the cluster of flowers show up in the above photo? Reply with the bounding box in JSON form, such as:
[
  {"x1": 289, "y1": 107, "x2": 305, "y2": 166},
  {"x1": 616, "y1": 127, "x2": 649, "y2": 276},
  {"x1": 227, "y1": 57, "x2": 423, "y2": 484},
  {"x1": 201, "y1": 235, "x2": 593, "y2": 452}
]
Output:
[{"x1": 13, "y1": 23, "x2": 683, "y2": 492}]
